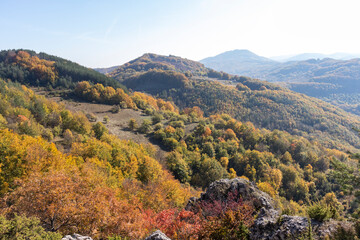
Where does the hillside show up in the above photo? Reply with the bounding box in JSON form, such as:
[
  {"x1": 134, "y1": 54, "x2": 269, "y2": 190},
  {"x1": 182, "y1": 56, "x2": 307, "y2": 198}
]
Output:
[
  {"x1": 33, "y1": 80, "x2": 360, "y2": 216},
  {"x1": 0, "y1": 49, "x2": 126, "y2": 90},
  {"x1": 254, "y1": 58, "x2": 360, "y2": 115},
  {"x1": 1, "y1": 50, "x2": 360, "y2": 239},
  {"x1": 107, "y1": 54, "x2": 360, "y2": 152}
]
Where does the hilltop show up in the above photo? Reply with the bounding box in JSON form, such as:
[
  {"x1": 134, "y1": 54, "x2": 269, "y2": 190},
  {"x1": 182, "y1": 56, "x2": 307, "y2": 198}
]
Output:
[{"x1": 108, "y1": 53, "x2": 209, "y2": 81}]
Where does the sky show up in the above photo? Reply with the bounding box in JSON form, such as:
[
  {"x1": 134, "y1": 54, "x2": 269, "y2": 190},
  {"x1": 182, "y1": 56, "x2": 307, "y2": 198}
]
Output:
[{"x1": 1, "y1": 0, "x2": 360, "y2": 68}]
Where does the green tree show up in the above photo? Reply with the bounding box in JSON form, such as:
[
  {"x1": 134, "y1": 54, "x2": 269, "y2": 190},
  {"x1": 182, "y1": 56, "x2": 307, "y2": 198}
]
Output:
[
  {"x1": 0, "y1": 215, "x2": 62, "y2": 240},
  {"x1": 166, "y1": 151, "x2": 191, "y2": 183},
  {"x1": 138, "y1": 119, "x2": 152, "y2": 133},
  {"x1": 92, "y1": 122, "x2": 108, "y2": 140}
]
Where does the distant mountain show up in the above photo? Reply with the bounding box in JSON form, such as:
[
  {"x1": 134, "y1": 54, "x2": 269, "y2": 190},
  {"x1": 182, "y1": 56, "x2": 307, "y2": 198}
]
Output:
[
  {"x1": 271, "y1": 52, "x2": 360, "y2": 62},
  {"x1": 200, "y1": 50, "x2": 360, "y2": 115},
  {"x1": 94, "y1": 65, "x2": 119, "y2": 74},
  {"x1": 200, "y1": 49, "x2": 279, "y2": 76},
  {"x1": 285, "y1": 53, "x2": 328, "y2": 62}
]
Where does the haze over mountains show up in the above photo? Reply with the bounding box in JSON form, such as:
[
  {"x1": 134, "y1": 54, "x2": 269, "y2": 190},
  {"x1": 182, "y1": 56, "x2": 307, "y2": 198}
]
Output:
[
  {"x1": 200, "y1": 49, "x2": 360, "y2": 116},
  {"x1": 200, "y1": 49, "x2": 278, "y2": 76},
  {"x1": 272, "y1": 52, "x2": 360, "y2": 62},
  {"x1": 200, "y1": 49, "x2": 360, "y2": 76}
]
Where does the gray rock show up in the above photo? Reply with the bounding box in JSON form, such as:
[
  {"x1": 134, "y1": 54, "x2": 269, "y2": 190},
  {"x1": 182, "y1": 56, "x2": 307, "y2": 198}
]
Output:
[
  {"x1": 185, "y1": 178, "x2": 275, "y2": 212},
  {"x1": 144, "y1": 230, "x2": 172, "y2": 240},
  {"x1": 62, "y1": 234, "x2": 93, "y2": 240},
  {"x1": 251, "y1": 213, "x2": 309, "y2": 240}
]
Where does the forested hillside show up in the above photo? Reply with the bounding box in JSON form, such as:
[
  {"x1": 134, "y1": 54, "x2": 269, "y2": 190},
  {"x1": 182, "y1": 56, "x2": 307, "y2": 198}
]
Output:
[
  {"x1": 1, "y1": 49, "x2": 360, "y2": 239},
  {"x1": 0, "y1": 49, "x2": 125, "y2": 89},
  {"x1": 107, "y1": 54, "x2": 360, "y2": 152},
  {"x1": 68, "y1": 80, "x2": 360, "y2": 233}
]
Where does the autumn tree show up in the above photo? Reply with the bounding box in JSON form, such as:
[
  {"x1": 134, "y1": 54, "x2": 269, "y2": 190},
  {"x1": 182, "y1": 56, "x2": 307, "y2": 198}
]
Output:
[{"x1": 128, "y1": 118, "x2": 138, "y2": 130}]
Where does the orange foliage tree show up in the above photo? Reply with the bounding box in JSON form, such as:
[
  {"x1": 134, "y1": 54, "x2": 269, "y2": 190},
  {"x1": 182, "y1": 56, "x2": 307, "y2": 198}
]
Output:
[{"x1": 13, "y1": 51, "x2": 57, "y2": 84}]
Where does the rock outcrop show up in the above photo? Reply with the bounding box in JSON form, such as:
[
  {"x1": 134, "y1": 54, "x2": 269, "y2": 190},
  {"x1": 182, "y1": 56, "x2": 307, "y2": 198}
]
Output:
[
  {"x1": 186, "y1": 178, "x2": 275, "y2": 212},
  {"x1": 186, "y1": 178, "x2": 352, "y2": 240},
  {"x1": 144, "y1": 230, "x2": 172, "y2": 240},
  {"x1": 62, "y1": 234, "x2": 93, "y2": 240}
]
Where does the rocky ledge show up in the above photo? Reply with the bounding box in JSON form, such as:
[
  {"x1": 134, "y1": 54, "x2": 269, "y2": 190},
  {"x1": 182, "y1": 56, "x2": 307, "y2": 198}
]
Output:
[{"x1": 185, "y1": 178, "x2": 353, "y2": 240}]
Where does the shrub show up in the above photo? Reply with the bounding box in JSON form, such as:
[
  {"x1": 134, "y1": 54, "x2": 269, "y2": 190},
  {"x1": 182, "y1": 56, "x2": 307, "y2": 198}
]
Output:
[
  {"x1": 152, "y1": 113, "x2": 163, "y2": 124},
  {"x1": 196, "y1": 192, "x2": 255, "y2": 240},
  {"x1": 128, "y1": 118, "x2": 138, "y2": 130},
  {"x1": 307, "y1": 201, "x2": 331, "y2": 222},
  {"x1": 111, "y1": 105, "x2": 120, "y2": 113},
  {"x1": 41, "y1": 128, "x2": 54, "y2": 141},
  {"x1": 138, "y1": 119, "x2": 152, "y2": 133},
  {"x1": 63, "y1": 129, "x2": 74, "y2": 146},
  {"x1": 163, "y1": 137, "x2": 179, "y2": 150},
  {"x1": 103, "y1": 115, "x2": 109, "y2": 124},
  {"x1": 86, "y1": 113, "x2": 97, "y2": 122},
  {"x1": 119, "y1": 101, "x2": 127, "y2": 109},
  {"x1": 153, "y1": 123, "x2": 163, "y2": 131}
]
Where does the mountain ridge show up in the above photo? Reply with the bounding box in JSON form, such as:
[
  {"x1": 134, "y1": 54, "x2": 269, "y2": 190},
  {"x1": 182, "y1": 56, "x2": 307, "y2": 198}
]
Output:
[{"x1": 198, "y1": 49, "x2": 360, "y2": 116}]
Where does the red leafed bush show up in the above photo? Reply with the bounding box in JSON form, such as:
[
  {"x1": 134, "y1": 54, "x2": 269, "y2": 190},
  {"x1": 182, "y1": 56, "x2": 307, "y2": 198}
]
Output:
[
  {"x1": 150, "y1": 190, "x2": 255, "y2": 240},
  {"x1": 151, "y1": 209, "x2": 202, "y2": 239}
]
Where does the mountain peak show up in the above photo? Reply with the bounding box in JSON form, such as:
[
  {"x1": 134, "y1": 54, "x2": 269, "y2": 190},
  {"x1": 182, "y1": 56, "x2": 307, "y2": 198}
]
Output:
[
  {"x1": 203, "y1": 49, "x2": 275, "y2": 62},
  {"x1": 200, "y1": 49, "x2": 278, "y2": 75}
]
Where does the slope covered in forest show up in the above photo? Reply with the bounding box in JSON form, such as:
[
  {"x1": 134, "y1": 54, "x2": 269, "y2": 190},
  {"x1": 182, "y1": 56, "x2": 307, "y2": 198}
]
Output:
[
  {"x1": 1, "y1": 49, "x2": 360, "y2": 239},
  {"x1": 107, "y1": 53, "x2": 360, "y2": 152},
  {"x1": 0, "y1": 49, "x2": 126, "y2": 89}
]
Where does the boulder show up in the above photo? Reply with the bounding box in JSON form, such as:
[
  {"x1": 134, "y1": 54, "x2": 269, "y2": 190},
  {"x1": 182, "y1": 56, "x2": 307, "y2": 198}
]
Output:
[
  {"x1": 250, "y1": 210, "x2": 309, "y2": 240},
  {"x1": 144, "y1": 230, "x2": 172, "y2": 240},
  {"x1": 62, "y1": 234, "x2": 93, "y2": 240},
  {"x1": 185, "y1": 178, "x2": 275, "y2": 212}
]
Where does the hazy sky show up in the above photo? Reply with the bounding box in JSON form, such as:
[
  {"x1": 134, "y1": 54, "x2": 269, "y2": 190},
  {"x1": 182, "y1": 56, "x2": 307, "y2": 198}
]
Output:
[{"x1": 2, "y1": 0, "x2": 360, "y2": 67}]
